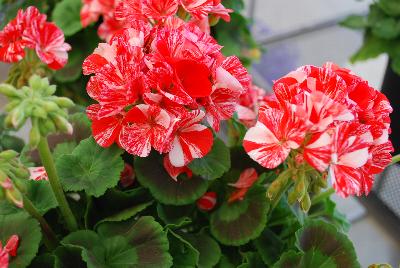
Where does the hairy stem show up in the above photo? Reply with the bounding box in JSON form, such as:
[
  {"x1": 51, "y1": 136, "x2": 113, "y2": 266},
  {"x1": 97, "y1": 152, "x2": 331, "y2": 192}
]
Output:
[
  {"x1": 37, "y1": 136, "x2": 78, "y2": 231},
  {"x1": 22, "y1": 196, "x2": 58, "y2": 250}
]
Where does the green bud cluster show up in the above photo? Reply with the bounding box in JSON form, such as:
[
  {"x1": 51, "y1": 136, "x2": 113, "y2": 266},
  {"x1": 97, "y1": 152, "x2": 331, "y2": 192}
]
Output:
[
  {"x1": 0, "y1": 150, "x2": 30, "y2": 208},
  {"x1": 0, "y1": 75, "x2": 75, "y2": 148}
]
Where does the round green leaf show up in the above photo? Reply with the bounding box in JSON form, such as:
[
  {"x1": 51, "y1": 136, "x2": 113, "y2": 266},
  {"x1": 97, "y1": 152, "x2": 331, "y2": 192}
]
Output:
[
  {"x1": 135, "y1": 152, "x2": 208, "y2": 205},
  {"x1": 26, "y1": 180, "x2": 58, "y2": 215},
  {"x1": 184, "y1": 233, "x2": 221, "y2": 268},
  {"x1": 372, "y1": 17, "x2": 400, "y2": 40},
  {"x1": 0, "y1": 212, "x2": 42, "y2": 268},
  {"x1": 56, "y1": 137, "x2": 124, "y2": 197},
  {"x1": 188, "y1": 138, "x2": 231, "y2": 180},
  {"x1": 210, "y1": 185, "x2": 269, "y2": 246},
  {"x1": 96, "y1": 216, "x2": 173, "y2": 268},
  {"x1": 52, "y1": 0, "x2": 83, "y2": 36},
  {"x1": 378, "y1": 0, "x2": 400, "y2": 16},
  {"x1": 168, "y1": 230, "x2": 199, "y2": 268},
  {"x1": 296, "y1": 220, "x2": 360, "y2": 268},
  {"x1": 157, "y1": 204, "x2": 193, "y2": 229},
  {"x1": 253, "y1": 229, "x2": 285, "y2": 266}
]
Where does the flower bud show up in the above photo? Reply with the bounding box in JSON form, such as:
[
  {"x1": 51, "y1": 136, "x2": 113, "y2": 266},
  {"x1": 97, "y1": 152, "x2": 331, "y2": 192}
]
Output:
[
  {"x1": 0, "y1": 150, "x2": 18, "y2": 160},
  {"x1": 197, "y1": 192, "x2": 217, "y2": 211},
  {"x1": 5, "y1": 187, "x2": 23, "y2": 208},
  {"x1": 28, "y1": 75, "x2": 45, "y2": 91},
  {"x1": 29, "y1": 121, "x2": 41, "y2": 149},
  {"x1": 267, "y1": 170, "x2": 291, "y2": 200},
  {"x1": 52, "y1": 114, "x2": 73, "y2": 134},
  {"x1": 53, "y1": 97, "x2": 74, "y2": 108},
  {"x1": 42, "y1": 101, "x2": 59, "y2": 113},
  {"x1": 5, "y1": 100, "x2": 20, "y2": 111},
  {"x1": 10, "y1": 108, "x2": 25, "y2": 129},
  {"x1": 0, "y1": 84, "x2": 20, "y2": 98},
  {"x1": 44, "y1": 85, "x2": 56, "y2": 96},
  {"x1": 31, "y1": 107, "x2": 47, "y2": 119},
  {"x1": 39, "y1": 118, "x2": 56, "y2": 136},
  {"x1": 300, "y1": 192, "x2": 311, "y2": 212}
]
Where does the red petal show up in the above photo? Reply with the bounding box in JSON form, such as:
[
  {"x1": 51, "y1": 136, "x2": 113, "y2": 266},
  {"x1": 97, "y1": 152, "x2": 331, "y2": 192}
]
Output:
[
  {"x1": 4, "y1": 235, "x2": 19, "y2": 257},
  {"x1": 228, "y1": 168, "x2": 258, "y2": 188},
  {"x1": 197, "y1": 191, "x2": 217, "y2": 211}
]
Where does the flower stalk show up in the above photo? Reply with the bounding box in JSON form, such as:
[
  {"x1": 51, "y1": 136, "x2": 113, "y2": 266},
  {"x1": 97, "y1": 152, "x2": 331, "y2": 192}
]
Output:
[{"x1": 37, "y1": 136, "x2": 78, "y2": 231}]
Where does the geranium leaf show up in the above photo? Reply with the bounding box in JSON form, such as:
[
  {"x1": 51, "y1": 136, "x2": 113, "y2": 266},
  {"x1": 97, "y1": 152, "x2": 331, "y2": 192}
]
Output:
[
  {"x1": 96, "y1": 216, "x2": 172, "y2": 268},
  {"x1": 377, "y1": 0, "x2": 400, "y2": 16},
  {"x1": 56, "y1": 137, "x2": 124, "y2": 197},
  {"x1": 135, "y1": 152, "x2": 208, "y2": 205},
  {"x1": 184, "y1": 232, "x2": 222, "y2": 268},
  {"x1": 188, "y1": 138, "x2": 231, "y2": 180},
  {"x1": 157, "y1": 204, "x2": 193, "y2": 229},
  {"x1": 54, "y1": 246, "x2": 86, "y2": 268},
  {"x1": 210, "y1": 185, "x2": 269, "y2": 246},
  {"x1": 94, "y1": 200, "x2": 154, "y2": 230},
  {"x1": 168, "y1": 230, "x2": 199, "y2": 268},
  {"x1": 53, "y1": 141, "x2": 77, "y2": 160},
  {"x1": 350, "y1": 33, "x2": 390, "y2": 63},
  {"x1": 52, "y1": 0, "x2": 82, "y2": 36},
  {"x1": 272, "y1": 251, "x2": 302, "y2": 268},
  {"x1": 29, "y1": 254, "x2": 61, "y2": 268},
  {"x1": 237, "y1": 252, "x2": 265, "y2": 268},
  {"x1": 296, "y1": 220, "x2": 360, "y2": 268},
  {"x1": 300, "y1": 250, "x2": 336, "y2": 268},
  {"x1": 253, "y1": 229, "x2": 285, "y2": 266},
  {"x1": 0, "y1": 212, "x2": 42, "y2": 268},
  {"x1": 26, "y1": 180, "x2": 58, "y2": 215}
]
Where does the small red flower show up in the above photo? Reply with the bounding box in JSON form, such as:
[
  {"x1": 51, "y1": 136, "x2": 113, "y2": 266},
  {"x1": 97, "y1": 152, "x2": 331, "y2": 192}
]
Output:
[{"x1": 197, "y1": 191, "x2": 217, "y2": 211}]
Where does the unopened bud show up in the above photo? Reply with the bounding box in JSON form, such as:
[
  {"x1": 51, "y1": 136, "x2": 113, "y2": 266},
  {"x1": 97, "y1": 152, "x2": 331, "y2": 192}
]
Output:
[
  {"x1": 267, "y1": 170, "x2": 291, "y2": 200},
  {"x1": 300, "y1": 192, "x2": 311, "y2": 212},
  {"x1": 10, "y1": 108, "x2": 25, "y2": 129},
  {"x1": 0, "y1": 150, "x2": 18, "y2": 160},
  {"x1": 28, "y1": 75, "x2": 45, "y2": 91},
  {"x1": 42, "y1": 101, "x2": 59, "y2": 113},
  {"x1": 5, "y1": 188, "x2": 23, "y2": 208},
  {"x1": 52, "y1": 114, "x2": 73, "y2": 134},
  {"x1": 53, "y1": 97, "x2": 74, "y2": 109},
  {"x1": 29, "y1": 123, "x2": 41, "y2": 149},
  {"x1": 5, "y1": 100, "x2": 20, "y2": 112},
  {"x1": 31, "y1": 107, "x2": 47, "y2": 119},
  {"x1": 39, "y1": 118, "x2": 56, "y2": 136},
  {"x1": 44, "y1": 85, "x2": 56, "y2": 96},
  {"x1": 0, "y1": 84, "x2": 20, "y2": 98}
]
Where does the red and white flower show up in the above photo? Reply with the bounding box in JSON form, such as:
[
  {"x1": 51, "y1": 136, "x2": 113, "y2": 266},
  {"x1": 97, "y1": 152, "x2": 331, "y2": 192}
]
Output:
[
  {"x1": 28, "y1": 167, "x2": 48, "y2": 181},
  {"x1": 0, "y1": 6, "x2": 70, "y2": 69},
  {"x1": 228, "y1": 168, "x2": 259, "y2": 203},
  {"x1": 243, "y1": 104, "x2": 307, "y2": 169}
]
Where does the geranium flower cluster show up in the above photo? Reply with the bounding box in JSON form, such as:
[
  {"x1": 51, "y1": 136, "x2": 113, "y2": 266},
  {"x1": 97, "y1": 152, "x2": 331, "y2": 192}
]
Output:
[
  {"x1": 0, "y1": 7, "x2": 70, "y2": 70},
  {"x1": 83, "y1": 20, "x2": 250, "y2": 179},
  {"x1": 81, "y1": 0, "x2": 232, "y2": 40},
  {"x1": 244, "y1": 63, "x2": 393, "y2": 197}
]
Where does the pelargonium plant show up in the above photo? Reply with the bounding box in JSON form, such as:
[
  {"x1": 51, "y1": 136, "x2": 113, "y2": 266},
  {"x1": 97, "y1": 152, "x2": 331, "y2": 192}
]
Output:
[{"x1": 0, "y1": 2, "x2": 396, "y2": 268}]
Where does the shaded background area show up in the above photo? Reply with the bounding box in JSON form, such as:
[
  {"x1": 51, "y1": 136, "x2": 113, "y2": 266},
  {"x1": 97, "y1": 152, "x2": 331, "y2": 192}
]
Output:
[{"x1": 244, "y1": 0, "x2": 400, "y2": 266}]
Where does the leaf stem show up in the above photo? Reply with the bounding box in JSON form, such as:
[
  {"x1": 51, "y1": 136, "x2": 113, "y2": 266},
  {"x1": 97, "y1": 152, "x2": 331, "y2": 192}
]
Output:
[
  {"x1": 391, "y1": 154, "x2": 400, "y2": 165},
  {"x1": 311, "y1": 187, "x2": 335, "y2": 206},
  {"x1": 37, "y1": 136, "x2": 78, "y2": 231},
  {"x1": 22, "y1": 196, "x2": 58, "y2": 250}
]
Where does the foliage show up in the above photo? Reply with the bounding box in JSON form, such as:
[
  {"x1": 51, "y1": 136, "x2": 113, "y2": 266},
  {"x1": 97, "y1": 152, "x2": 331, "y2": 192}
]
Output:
[{"x1": 341, "y1": 0, "x2": 400, "y2": 74}]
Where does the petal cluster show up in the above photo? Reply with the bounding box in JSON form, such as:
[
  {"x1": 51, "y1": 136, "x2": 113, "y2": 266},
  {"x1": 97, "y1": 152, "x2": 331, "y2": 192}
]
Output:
[
  {"x1": 81, "y1": 0, "x2": 233, "y2": 40},
  {"x1": 244, "y1": 63, "x2": 393, "y2": 197},
  {"x1": 0, "y1": 6, "x2": 70, "y2": 70},
  {"x1": 83, "y1": 21, "x2": 250, "y2": 179}
]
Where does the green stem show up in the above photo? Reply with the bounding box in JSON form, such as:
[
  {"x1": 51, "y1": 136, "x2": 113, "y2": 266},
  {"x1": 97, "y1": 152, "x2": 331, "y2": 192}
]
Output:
[
  {"x1": 311, "y1": 187, "x2": 335, "y2": 206},
  {"x1": 391, "y1": 154, "x2": 400, "y2": 165},
  {"x1": 22, "y1": 196, "x2": 58, "y2": 250},
  {"x1": 37, "y1": 136, "x2": 78, "y2": 231}
]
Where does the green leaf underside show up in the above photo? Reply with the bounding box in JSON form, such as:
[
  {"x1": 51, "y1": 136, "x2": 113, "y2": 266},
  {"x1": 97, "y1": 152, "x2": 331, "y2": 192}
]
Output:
[
  {"x1": 63, "y1": 216, "x2": 172, "y2": 268},
  {"x1": 296, "y1": 220, "x2": 360, "y2": 268},
  {"x1": 156, "y1": 203, "x2": 193, "y2": 229},
  {"x1": 52, "y1": 0, "x2": 83, "y2": 36},
  {"x1": 135, "y1": 152, "x2": 208, "y2": 205},
  {"x1": 210, "y1": 185, "x2": 269, "y2": 246},
  {"x1": 26, "y1": 179, "x2": 58, "y2": 215},
  {"x1": 168, "y1": 230, "x2": 199, "y2": 268},
  {"x1": 188, "y1": 138, "x2": 231, "y2": 180},
  {"x1": 184, "y1": 233, "x2": 222, "y2": 268},
  {"x1": 56, "y1": 137, "x2": 124, "y2": 197},
  {"x1": 253, "y1": 229, "x2": 285, "y2": 266},
  {"x1": 0, "y1": 213, "x2": 42, "y2": 268}
]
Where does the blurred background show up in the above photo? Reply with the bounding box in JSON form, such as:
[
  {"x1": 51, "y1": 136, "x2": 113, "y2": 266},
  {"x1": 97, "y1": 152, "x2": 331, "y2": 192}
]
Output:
[
  {"x1": 0, "y1": 0, "x2": 399, "y2": 266},
  {"x1": 243, "y1": 0, "x2": 400, "y2": 266}
]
